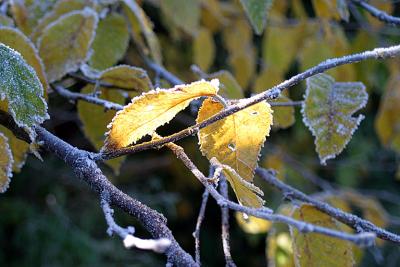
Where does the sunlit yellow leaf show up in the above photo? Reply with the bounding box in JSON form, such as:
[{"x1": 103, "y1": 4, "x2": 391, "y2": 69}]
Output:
[
  {"x1": 193, "y1": 27, "x2": 215, "y2": 72},
  {"x1": 78, "y1": 85, "x2": 126, "y2": 174},
  {"x1": 302, "y1": 74, "x2": 368, "y2": 164},
  {"x1": 122, "y1": 0, "x2": 162, "y2": 64},
  {"x1": 0, "y1": 26, "x2": 48, "y2": 95},
  {"x1": 375, "y1": 73, "x2": 400, "y2": 153},
  {"x1": 89, "y1": 12, "x2": 129, "y2": 70},
  {"x1": 290, "y1": 204, "x2": 355, "y2": 267},
  {"x1": 104, "y1": 80, "x2": 219, "y2": 150},
  {"x1": 38, "y1": 8, "x2": 98, "y2": 82},
  {"x1": 30, "y1": 0, "x2": 96, "y2": 43},
  {"x1": 197, "y1": 98, "x2": 272, "y2": 207},
  {"x1": 236, "y1": 211, "x2": 271, "y2": 234},
  {"x1": 0, "y1": 132, "x2": 13, "y2": 193},
  {"x1": 253, "y1": 67, "x2": 283, "y2": 94}
]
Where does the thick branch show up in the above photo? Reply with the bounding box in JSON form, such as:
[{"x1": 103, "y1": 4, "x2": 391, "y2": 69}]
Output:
[
  {"x1": 353, "y1": 0, "x2": 400, "y2": 26},
  {"x1": 256, "y1": 168, "x2": 400, "y2": 244},
  {"x1": 100, "y1": 44, "x2": 400, "y2": 160}
]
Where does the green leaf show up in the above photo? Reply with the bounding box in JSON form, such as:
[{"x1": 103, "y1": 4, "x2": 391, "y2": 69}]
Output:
[
  {"x1": 89, "y1": 12, "x2": 129, "y2": 70},
  {"x1": 160, "y1": 0, "x2": 200, "y2": 35},
  {"x1": 78, "y1": 85, "x2": 126, "y2": 175},
  {"x1": 38, "y1": 8, "x2": 98, "y2": 82},
  {"x1": 290, "y1": 204, "x2": 355, "y2": 267},
  {"x1": 239, "y1": 0, "x2": 273, "y2": 35},
  {"x1": 0, "y1": 132, "x2": 13, "y2": 193},
  {"x1": 0, "y1": 44, "x2": 49, "y2": 140},
  {"x1": 302, "y1": 74, "x2": 368, "y2": 164},
  {"x1": 0, "y1": 26, "x2": 49, "y2": 95}
]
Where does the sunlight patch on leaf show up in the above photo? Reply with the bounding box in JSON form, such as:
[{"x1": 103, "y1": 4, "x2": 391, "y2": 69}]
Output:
[
  {"x1": 38, "y1": 8, "x2": 98, "y2": 82},
  {"x1": 0, "y1": 132, "x2": 13, "y2": 193},
  {"x1": 302, "y1": 74, "x2": 368, "y2": 165},
  {"x1": 104, "y1": 80, "x2": 219, "y2": 150}
]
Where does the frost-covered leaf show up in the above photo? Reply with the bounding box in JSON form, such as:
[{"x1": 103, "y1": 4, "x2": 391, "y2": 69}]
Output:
[
  {"x1": 78, "y1": 85, "x2": 126, "y2": 174},
  {"x1": 205, "y1": 70, "x2": 244, "y2": 99},
  {"x1": 193, "y1": 27, "x2": 215, "y2": 72},
  {"x1": 99, "y1": 65, "x2": 153, "y2": 95},
  {"x1": 197, "y1": 98, "x2": 272, "y2": 207},
  {"x1": 10, "y1": 0, "x2": 57, "y2": 35},
  {"x1": 235, "y1": 212, "x2": 271, "y2": 234},
  {"x1": 104, "y1": 80, "x2": 219, "y2": 150},
  {"x1": 239, "y1": 0, "x2": 273, "y2": 35},
  {"x1": 160, "y1": 0, "x2": 200, "y2": 35},
  {"x1": 122, "y1": 0, "x2": 162, "y2": 64},
  {"x1": 0, "y1": 26, "x2": 48, "y2": 94},
  {"x1": 0, "y1": 132, "x2": 13, "y2": 193},
  {"x1": 375, "y1": 74, "x2": 400, "y2": 153},
  {"x1": 89, "y1": 12, "x2": 129, "y2": 70},
  {"x1": 0, "y1": 126, "x2": 29, "y2": 173},
  {"x1": 31, "y1": 0, "x2": 96, "y2": 43},
  {"x1": 270, "y1": 95, "x2": 295, "y2": 129},
  {"x1": 38, "y1": 8, "x2": 98, "y2": 82},
  {"x1": 216, "y1": 160, "x2": 264, "y2": 207},
  {"x1": 290, "y1": 204, "x2": 355, "y2": 267},
  {"x1": 302, "y1": 74, "x2": 368, "y2": 164},
  {"x1": 0, "y1": 44, "x2": 49, "y2": 140}
]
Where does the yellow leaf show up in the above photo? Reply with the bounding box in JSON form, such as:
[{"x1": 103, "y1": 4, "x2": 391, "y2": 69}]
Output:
[
  {"x1": 375, "y1": 73, "x2": 400, "y2": 153},
  {"x1": 200, "y1": 0, "x2": 228, "y2": 33},
  {"x1": 99, "y1": 65, "x2": 153, "y2": 95},
  {"x1": 262, "y1": 152, "x2": 285, "y2": 180},
  {"x1": 197, "y1": 98, "x2": 273, "y2": 182},
  {"x1": 290, "y1": 204, "x2": 355, "y2": 267},
  {"x1": 0, "y1": 126, "x2": 29, "y2": 173},
  {"x1": 0, "y1": 132, "x2": 13, "y2": 193},
  {"x1": 123, "y1": 0, "x2": 162, "y2": 64},
  {"x1": 104, "y1": 80, "x2": 219, "y2": 150},
  {"x1": 230, "y1": 50, "x2": 256, "y2": 89},
  {"x1": 78, "y1": 85, "x2": 126, "y2": 175},
  {"x1": 312, "y1": 0, "x2": 341, "y2": 21},
  {"x1": 89, "y1": 12, "x2": 129, "y2": 70},
  {"x1": 235, "y1": 211, "x2": 271, "y2": 234},
  {"x1": 206, "y1": 70, "x2": 244, "y2": 99},
  {"x1": 193, "y1": 27, "x2": 215, "y2": 72},
  {"x1": 253, "y1": 67, "x2": 283, "y2": 94},
  {"x1": 270, "y1": 95, "x2": 295, "y2": 129},
  {"x1": 0, "y1": 26, "x2": 49, "y2": 96},
  {"x1": 31, "y1": 0, "x2": 96, "y2": 43},
  {"x1": 38, "y1": 8, "x2": 98, "y2": 82}
]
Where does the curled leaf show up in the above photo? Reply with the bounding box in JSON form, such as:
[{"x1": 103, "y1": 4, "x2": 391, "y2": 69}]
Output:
[{"x1": 104, "y1": 80, "x2": 219, "y2": 150}]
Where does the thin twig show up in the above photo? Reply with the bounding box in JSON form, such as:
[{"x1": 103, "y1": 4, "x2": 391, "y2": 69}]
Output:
[
  {"x1": 219, "y1": 175, "x2": 237, "y2": 267},
  {"x1": 352, "y1": 0, "x2": 400, "y2": 25},
  {"x1": 99, "y1": 44, "x2": 400, "y2": 161},
  {"x1": 164, "y1": 142, "x2": 377, "y2": 246},
  {"x1": 143, "y1": 57, "x2": 183, "y2": 86},
  {"x1": 255, "y1": 167, "x2": 400, "y2": 244},
  {"x1": 193, "y1": 189, "x2": 209, "y2": 265},
  {"x1": 268, "y1": 101, "x2": 303, "y2": 107},
  {"x1": 68, "y1": 72, "x2": 120, "y2": 89}
]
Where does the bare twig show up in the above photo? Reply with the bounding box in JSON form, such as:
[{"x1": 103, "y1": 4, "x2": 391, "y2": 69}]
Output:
[
  {"x1": 352, "y1": 0, "x2": 400, "y2": 26},
  {"x1": 193, "y1": 189, "x2": 209, "y2": 265},
  {"x1": 143, "y1": 57, "x2": 183, "y2": 86},
  {"x1": 99, "y1": 44, "x2": 400, "y2": 161},
  {"x1": 164, "y1": 142, "x2": 376, "y2": 246},
  {"x1": 255, "y1": 168, "x2": 400, "y2": 244},
  {"x1": 268, "y1": 101, "x2": 303, "y2": 107},
  {"x1": 219, "y1": 175, "x2": 236, "y2": 267}
]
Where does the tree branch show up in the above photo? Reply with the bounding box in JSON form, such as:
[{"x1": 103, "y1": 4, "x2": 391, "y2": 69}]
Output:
[
  {"x1": 193, "y1": 189, "x2": 209, "y2": 265},
  {"x1": 0, "y1": 110, "x2": 197, "y2": 266},
  {"x1": 352, "y1": 0, "x2": 400, "y2": 26},
  {"x1": 255, "y1": 168, "x2": 400, "y2": 244},
  {"x1": 164, "y1": 142, "x2": 376, "y2": 247},
  {"x1": 99, "y1": 44, "x2": 400, "y2": 161}
]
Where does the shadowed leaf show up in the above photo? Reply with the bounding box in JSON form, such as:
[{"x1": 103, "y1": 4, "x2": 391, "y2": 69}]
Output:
[{"x1": 0, "y1": 132, "x2": 13, "y2": 193}]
